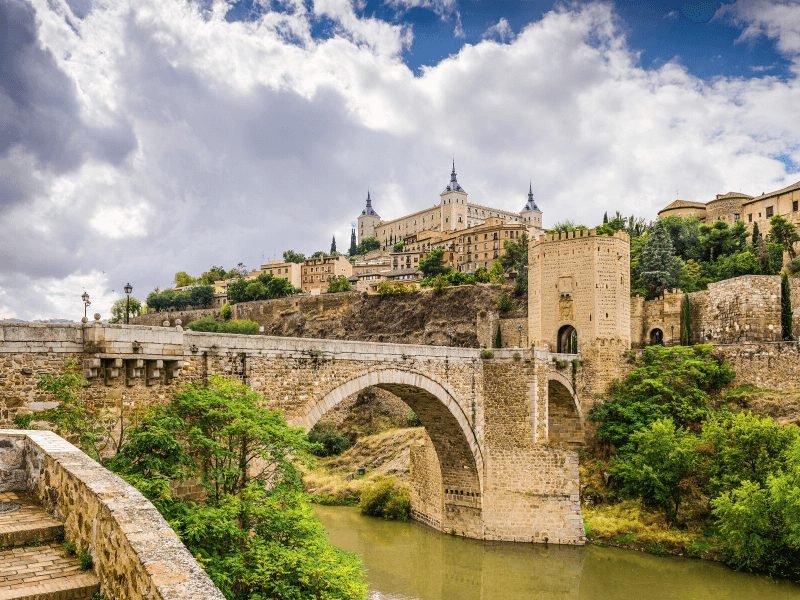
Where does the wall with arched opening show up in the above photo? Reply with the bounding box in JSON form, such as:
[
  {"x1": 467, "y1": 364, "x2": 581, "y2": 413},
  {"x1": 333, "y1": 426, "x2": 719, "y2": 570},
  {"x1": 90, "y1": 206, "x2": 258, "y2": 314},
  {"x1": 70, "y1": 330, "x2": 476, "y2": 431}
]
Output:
[
  {"x1": 298, "y1": 368, "x2": 484, "y2": 537},
  {"x1": 557, "y1": 324, "x2": 578, "y2": 354},
  {"x1": 547, "y1": 375, "x2": 584, "y2": 446}
]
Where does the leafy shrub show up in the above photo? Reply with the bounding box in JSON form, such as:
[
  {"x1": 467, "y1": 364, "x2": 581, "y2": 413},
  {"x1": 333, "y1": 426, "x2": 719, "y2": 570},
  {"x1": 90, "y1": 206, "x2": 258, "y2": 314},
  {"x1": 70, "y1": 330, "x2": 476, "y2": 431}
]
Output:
[
  {"x1": 146, "y1": 285, "x2": 214, "y2": 312},
  {"x1": 788, "y1": 257, "x2": 800, "y2": 275},
  {"x1": 78, "y1": 548, "x2": 93, "y2": 570},
  {"x1": 589, "y1": 344, "x2": 734, "y2": 448},
  {"x1": 308, "y1": 422, "x2": 353, "y2": 456},
  {"x1": 480, "y1": 349, "x2": 494, "y2": 359},
  {"x1": 406, "y1": 409, "x2": 421, "y2": 427},
  {"x1": 359, "y1": 478, "x2": 410, "y2": 521},
  {"x1": 186, "y1": 317, "x2": 260, "y2": 335},
  {"x1": 12, "y1": 413, "x2": 34, "y2": 428},
  {"x1": 219, "y1": 302, "x2": 232, "y2": 320},
  {"x1": 496, "y1": 292, "x2": 512, "y2": 313},
  {"x1": 328, "y1": 275, "x2": 352, "y2": 293},
  {"x1": 376, "y1": 281, "x2": 414, "y2": 296},
  {"x1": 226, "y1": 273, "x2": 297, "y2": 304}
]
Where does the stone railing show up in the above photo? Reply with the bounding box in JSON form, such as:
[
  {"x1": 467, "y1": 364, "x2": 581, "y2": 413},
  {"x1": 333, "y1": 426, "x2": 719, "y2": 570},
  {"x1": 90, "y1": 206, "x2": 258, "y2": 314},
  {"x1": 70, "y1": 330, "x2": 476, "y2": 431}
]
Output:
[
  {"x1": 0, "y1": 430, "x2": 224, "y2": 600},
  {"x1": 533, "y1": 349, "x2": 582, "y2": 362}
]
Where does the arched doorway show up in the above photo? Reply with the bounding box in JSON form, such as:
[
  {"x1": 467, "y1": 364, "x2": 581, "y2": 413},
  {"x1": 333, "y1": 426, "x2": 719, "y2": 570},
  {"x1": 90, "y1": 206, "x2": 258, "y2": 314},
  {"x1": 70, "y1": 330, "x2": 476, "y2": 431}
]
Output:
[
  {"x1": 649, "y1": 328, "x2": 664, "y2": 346},
  {"x1": 299, "y1": 369, "x2": 483, "y2": 538},
  {"x1": 557, "y1": 325, "x2": 578, "y2": 354},
  {"x1": 547, "y1": 376, "x2": 584, "y2": 446}
]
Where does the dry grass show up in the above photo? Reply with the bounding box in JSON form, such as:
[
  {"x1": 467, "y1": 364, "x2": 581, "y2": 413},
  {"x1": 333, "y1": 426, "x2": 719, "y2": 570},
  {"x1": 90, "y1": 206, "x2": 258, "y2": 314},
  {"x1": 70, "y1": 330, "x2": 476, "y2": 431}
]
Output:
[
  {"x1": 304, "y1": 427, "x2": 425, "y2": 505},
  {"x1": 584, "y1": 501, "x2": 718, "y2": 559}
]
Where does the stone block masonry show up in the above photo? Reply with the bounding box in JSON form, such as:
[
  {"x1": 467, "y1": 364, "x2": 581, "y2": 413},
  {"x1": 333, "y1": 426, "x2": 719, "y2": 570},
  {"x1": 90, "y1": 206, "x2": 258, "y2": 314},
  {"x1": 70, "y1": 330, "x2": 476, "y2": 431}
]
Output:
[
  {"x1": 0, "y1": 430, "x2": 224, "y2": 600},
  {"x1": 1, "y1": 323, "x2": 586, "y2": 545}
]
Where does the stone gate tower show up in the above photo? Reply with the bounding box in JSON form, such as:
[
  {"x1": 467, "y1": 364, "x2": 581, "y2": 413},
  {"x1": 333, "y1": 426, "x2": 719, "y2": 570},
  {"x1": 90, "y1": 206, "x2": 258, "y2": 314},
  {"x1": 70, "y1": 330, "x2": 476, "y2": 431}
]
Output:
[{"x1": 528, "y1": 228, "x2": 630, "y2": 351}]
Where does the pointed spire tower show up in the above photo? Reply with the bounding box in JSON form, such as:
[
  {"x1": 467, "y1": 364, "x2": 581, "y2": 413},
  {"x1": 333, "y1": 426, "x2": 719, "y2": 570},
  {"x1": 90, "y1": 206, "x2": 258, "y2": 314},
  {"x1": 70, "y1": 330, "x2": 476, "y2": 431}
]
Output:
[
  {"x1": 357, "y1": 189, "x2": 381, "y2": 244},
  {"x1": 440, "y1": 159, "x2": 469, "y2": 232},
  {"x1": 520, "y1": 180, "x2": 543, "y2": 231}
]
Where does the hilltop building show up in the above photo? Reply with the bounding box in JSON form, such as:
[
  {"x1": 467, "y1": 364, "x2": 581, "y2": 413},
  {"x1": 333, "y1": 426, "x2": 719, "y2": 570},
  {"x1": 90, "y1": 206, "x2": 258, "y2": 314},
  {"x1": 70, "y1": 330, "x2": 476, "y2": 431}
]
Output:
[
  {"x1": 657, "y1": 181, "x2": 800, "y2": 234},
  {"x1": 356, "y1": 163, "x2": 545, "y2": 249}
]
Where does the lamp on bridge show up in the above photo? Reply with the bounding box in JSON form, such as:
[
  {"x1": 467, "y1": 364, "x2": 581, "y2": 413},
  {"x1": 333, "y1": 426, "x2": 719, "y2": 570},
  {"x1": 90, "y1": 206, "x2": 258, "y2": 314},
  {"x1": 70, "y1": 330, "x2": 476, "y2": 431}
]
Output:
[
  {"x1": 124, "y1": 282, "x2": 133, "y2": 325},
  {"x1": 81, "y1": 291, "x2": 91, "y2": 323}
]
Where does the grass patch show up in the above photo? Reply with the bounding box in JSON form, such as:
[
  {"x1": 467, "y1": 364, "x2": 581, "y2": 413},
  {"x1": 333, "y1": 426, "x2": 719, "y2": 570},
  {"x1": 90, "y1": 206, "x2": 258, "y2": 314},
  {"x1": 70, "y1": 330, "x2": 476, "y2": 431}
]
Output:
[{"x1": 583, "y1": 501, "x2": 719, "y2": 559}]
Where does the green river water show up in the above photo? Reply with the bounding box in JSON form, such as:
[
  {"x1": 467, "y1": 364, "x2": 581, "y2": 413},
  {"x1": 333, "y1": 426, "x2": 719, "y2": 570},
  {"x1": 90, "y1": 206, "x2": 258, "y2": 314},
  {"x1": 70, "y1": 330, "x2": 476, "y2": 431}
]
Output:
[{"x1": 315, "y1": 505, "x2": 800, "y2": 600}]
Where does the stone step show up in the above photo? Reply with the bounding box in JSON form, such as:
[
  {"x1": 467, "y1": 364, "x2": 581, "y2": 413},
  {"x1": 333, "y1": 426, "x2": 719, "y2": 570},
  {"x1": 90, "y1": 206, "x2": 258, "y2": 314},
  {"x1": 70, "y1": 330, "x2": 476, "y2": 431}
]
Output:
[
  {"x1": 0, "y1": 493, "x2": 63, "y2": 548},
  {"x1": 0, "y1": 544, "x2": 99, "y2": 600}
]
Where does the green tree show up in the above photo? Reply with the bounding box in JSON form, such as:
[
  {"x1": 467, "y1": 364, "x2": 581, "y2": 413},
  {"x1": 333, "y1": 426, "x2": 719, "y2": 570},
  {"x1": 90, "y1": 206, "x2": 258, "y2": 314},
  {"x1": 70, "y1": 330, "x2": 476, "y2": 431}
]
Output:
[
  {"x1": 782, "y1": 272, "x2": 793, "y2": 340},
  {"x1": 638, "y1": 220, "x2": 682, "y2": 299},
  {"x1": 499, "y1": 233, "x2": 529, "y2": 295},
  {"x1": 330, "y1": 236, "x2": 337, "y2": 254},
  {"x1": 109, "y1": 297, "x2": 142, "y2": 323},
  {"x1": 751, "y1": 221, "x2": 760, "y2": 248},
  {"x1": 701, "y1": 411, "x2": 800, "y2": 498},
  {"x1": 36, "y1": 361, "x2": 126, "y2": 462},
  {"x1": 328, "y1": 275, "x2": 352, "y2": 293},
  {"x1": 112, "y1": 377, "x2": 367, "y2": 599},
  {"x1": 712, "y1": 437, "x2": 800, "y2": 578},
  {"x1": 610, "y1": 418, "x2": 700, "y2": 524},
  {"x1": 496, "y1": 292, "x2": 512, "y2": 313},
  {"x1": 494, "y1": 326, "x2": 502, "y2": 349},
  {"x1": 392, "y1": 241, "x2": 404, "y2": 252},
  {"x1": 174, "y1": 271, "x2": 196, "y2": 287},
  {"x1": 352, "y1": 237, "x2": 380, "y2": 256},
  {"x1": 310, "y1": 251, "x2": 326, "y2": 259},
  {"x1": 680, "y1": 293, "x2": 691, "y2": 346},
  {"x1": 550, "y1": 221, "x2": 587, "y2": 233},
  {"x1": 282, "y1": 250, "x2": 306, "y2": 264},
  {"x1": 589, "y1": 344, "x2": 734, "y2": 448},
  {"x1": 679, "y1": 259, "x2": 704, "y2": 292},
  {"x1": 769, "y1": 215, "x2": 800, "y2": 259},
  {"x1": 198, "y1": 266, "x2": 229, "y2": 285},
  {"x1": 226, "y1": 274, "x2": 297, "y2": 305},
  {"x1": 419, "y1": 248, "x2": 451, "y2": 278}
]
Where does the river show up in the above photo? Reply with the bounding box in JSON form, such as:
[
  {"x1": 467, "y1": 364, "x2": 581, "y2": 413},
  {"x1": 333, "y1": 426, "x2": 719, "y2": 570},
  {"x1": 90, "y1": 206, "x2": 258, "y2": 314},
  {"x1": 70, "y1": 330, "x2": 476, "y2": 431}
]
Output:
[{"x1": 315, "y1": 505, "x2": 800, "y2": 600}]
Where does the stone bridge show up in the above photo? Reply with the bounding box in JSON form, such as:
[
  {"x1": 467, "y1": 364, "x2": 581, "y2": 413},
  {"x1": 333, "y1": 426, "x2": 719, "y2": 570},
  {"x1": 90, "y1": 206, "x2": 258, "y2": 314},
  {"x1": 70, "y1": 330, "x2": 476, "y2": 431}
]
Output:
[{"x1": 0, "y1": 323, "x2": 585, "y2": 544}]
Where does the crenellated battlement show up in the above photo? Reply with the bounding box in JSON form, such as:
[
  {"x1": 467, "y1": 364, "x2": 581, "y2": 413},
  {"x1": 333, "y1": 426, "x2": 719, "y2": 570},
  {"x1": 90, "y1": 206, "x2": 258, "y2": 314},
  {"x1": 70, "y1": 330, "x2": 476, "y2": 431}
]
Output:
[{"x1": 531, "y1": 228, "x2": 630, "y2": 246}]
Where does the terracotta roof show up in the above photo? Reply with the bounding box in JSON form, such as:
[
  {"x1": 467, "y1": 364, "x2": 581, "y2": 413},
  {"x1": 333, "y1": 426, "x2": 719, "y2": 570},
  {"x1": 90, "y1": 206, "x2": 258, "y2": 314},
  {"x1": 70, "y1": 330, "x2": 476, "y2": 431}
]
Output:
[
  {"x1": 657, "y1": 199, "x2": 707, "y2": 214},
  {"x1": 743, "y1": 181, "x2": 800, "y2": 206}
]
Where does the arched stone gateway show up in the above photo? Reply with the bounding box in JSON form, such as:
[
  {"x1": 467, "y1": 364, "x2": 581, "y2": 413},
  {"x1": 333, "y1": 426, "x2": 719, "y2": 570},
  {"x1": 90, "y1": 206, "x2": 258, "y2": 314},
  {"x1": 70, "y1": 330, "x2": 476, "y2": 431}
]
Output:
[
  {"x1": 649, "y1": 328, "x2": 664, "y2": 345},
  {"x1": 557, "y1": 324, "x2": 578, "y2": 354},
  {"x1": 297, "y1": 368, "x2": 484, "y2": 538}
]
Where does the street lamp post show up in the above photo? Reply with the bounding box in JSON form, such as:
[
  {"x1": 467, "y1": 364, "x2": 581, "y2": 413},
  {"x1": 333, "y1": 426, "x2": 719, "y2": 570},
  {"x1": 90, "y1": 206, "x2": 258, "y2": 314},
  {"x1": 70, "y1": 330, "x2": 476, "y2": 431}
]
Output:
[
  {"x1": 81, "y1": 291, "x2": 91, "y2": 323},
  {"x1": 124, "y1": 282, "x2": 133, "y2": 324}
]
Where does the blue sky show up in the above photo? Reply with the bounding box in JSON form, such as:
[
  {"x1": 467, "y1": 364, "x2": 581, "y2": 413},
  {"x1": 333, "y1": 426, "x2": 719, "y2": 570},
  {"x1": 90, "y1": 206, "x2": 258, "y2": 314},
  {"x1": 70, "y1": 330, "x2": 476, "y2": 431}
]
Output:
[
  {"x1": 2, "y1": 0, "x2": 800, "y2": 318},
  {"x1": 224, "y1": 0, "x2": 792, "y2": 78}
]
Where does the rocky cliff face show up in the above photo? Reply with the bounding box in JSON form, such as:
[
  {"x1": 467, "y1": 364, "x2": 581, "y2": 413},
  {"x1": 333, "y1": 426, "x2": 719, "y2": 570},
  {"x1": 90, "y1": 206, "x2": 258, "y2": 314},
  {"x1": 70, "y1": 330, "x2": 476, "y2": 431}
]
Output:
[{"x1": 133, "y1": 285, "x2": 526, "y2": 348}]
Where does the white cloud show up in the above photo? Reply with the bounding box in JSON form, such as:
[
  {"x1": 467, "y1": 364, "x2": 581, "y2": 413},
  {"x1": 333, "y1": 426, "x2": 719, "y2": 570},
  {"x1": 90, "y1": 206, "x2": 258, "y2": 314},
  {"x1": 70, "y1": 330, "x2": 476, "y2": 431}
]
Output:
[
  {"x1": 482, "y1": 18, "x2": 515, "y2": 43},
  {"x1": 718, "y1": 0, "x2": 800, "y2": 64},
  {"x1": 1, "y1": 0, "x2": 800, "y2": 320}
]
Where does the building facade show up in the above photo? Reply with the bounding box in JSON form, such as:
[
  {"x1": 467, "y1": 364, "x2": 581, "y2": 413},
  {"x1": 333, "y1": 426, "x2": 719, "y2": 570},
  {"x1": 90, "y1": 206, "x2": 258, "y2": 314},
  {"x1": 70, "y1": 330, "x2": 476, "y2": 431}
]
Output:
[
  {"x1": 356, "y1": 163, "x2": 544, "y2": 249},
  {"x1": 259, "y1": 260, "x2": 302, "y2": 289},
  {"x1": 301, "y1": 255, "x2": 353, "y2": 295}
]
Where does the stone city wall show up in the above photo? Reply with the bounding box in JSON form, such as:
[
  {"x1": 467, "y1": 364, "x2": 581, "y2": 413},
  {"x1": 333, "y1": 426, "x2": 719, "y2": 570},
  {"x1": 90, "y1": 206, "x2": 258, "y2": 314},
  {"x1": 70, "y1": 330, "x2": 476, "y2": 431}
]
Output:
[
  {"x1": 0, "y1": 430, "x2": 224, "y2": 600},
  {"x1": 715, "y1": 342, "x2": 800, "y2": 391}
]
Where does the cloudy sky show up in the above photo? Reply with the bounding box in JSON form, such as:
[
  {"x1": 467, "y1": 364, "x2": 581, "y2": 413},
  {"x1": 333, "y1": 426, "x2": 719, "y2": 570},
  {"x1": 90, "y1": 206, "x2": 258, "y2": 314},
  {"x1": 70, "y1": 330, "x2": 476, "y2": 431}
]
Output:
[{"x1": 1, "y1": 0, "x2": 799, "y2": 320}]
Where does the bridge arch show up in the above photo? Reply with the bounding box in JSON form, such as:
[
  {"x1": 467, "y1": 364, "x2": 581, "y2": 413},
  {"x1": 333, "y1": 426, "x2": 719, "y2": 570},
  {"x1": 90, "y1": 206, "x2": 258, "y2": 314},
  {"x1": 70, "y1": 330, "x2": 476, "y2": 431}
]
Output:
[
  {"x1": 547, "y1": 371, "x2": 584, "y2": 446},
  {"x1": 298, "y1": 368, "x2": 483, "y2": 490}
]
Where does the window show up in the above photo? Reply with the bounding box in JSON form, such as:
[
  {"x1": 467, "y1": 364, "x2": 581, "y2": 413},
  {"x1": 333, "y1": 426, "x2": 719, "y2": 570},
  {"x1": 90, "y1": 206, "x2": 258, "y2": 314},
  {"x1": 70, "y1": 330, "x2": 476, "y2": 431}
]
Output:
[
  {"x1": 766, "y1": 206, "x2": 774, "y2": 218},
  {"x1": 794, "y1": 200, "x2": 798, "y2": 212},
  {"x1": 734, "y1": 213, "x2": 740, "y2": 222},
  {"x1": 748, "y1": 214, "x2": 753, "y2": 223}
]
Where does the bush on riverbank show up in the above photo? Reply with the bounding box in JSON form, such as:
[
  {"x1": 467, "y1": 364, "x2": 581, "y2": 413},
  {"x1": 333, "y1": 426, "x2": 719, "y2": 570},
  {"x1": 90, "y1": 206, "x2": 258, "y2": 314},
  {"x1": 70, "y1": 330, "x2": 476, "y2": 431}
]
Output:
[
  {"x1": 588, "y1": 345, "x2": 800, "y2": 580},
  {"x1": 359, "y1": 478, "x2": 410, "y2": 521},
  {"x1": 308, "y1": 422, "x2": 353, "y2": 456}
]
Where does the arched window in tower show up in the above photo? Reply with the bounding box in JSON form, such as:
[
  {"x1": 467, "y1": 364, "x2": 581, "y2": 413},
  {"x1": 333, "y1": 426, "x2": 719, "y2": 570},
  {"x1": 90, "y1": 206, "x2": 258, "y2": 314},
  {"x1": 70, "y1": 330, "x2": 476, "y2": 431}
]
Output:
[
  {"x1": 557, "y1": 325, "x2": 578, "y2": 354},
  {"x1": 649, "y1": 328, "x2": 664, "y2": 346}
]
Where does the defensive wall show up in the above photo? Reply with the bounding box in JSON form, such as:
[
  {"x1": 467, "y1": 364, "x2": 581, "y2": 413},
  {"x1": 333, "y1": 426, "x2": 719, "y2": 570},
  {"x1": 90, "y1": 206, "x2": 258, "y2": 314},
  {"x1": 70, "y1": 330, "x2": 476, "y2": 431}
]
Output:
[
  {"x1": 0, "y1": 429, "x2": 224, "y2": 600},
  {"x1": 0, "y1": 322, "x2": 585, "y2": 544}
]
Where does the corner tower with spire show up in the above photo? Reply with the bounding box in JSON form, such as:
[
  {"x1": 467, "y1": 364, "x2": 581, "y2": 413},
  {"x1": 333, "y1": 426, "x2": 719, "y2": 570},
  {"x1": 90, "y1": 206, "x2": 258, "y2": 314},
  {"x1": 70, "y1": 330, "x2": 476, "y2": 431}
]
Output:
[
  {"x1": 440, "y1": 160, "x2": 469, "y2": 232},
  {"x1": 520, "y1": 181, "x2": 543, "y2": 231},
  {"x1": 357, "y1": 190, "x2": 381, "y2": 243}
]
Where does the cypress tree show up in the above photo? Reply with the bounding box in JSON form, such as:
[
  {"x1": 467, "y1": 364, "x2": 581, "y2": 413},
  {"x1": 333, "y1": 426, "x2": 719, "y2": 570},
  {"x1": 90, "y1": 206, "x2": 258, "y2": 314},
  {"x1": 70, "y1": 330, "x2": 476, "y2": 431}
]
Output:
[
  {"x1": 330, "y1": 236, "x2": 337, "y2": 254},
  {"x1": 639, "y1": 220, "x2": 681, "y2": 299},
  {"x1": 751, "y1": 222, "x2": 760, "y2": 248},
  {"x1": 681, "y1": 292, "x2": 691, "y2": 345},
  {"x1": 603, "y1": 211, "x2": 608, "y2": 225},
  {"x1": 781, "y1": 273, "x2": 793, "y2": 340},
  {"x1": 494, "y1": 325, "x2": 503, "y2": 349}
]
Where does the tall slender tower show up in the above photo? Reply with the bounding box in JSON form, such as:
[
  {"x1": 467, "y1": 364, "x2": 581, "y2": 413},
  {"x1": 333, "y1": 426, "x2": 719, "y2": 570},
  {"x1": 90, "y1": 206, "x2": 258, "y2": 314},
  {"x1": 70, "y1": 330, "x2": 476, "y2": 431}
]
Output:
[
  {"x1": 520, "y1": 181, "x2": 543, "y2": 232},
  {"x1": 357, "y1": 190, "x2": 381, "y2": 243},
  {"x1": 439, "y1": 160, "x2": 468, "y2": 231}
]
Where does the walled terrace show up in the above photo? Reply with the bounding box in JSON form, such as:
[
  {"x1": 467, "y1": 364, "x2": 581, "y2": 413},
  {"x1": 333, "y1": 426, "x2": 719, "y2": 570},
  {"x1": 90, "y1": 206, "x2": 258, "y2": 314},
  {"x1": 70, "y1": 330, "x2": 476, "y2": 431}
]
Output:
[
  {"x1": 0, "y1": 429, "x2": 224, "y2": 600},
  {"x1": 0, "y1": 322, "x2": 586, "y2": 545}
]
